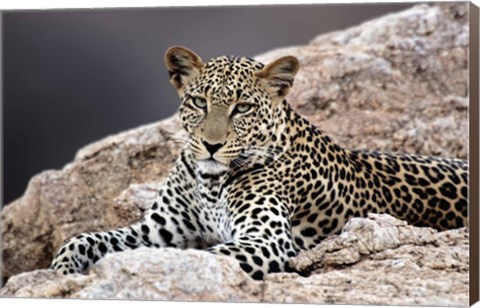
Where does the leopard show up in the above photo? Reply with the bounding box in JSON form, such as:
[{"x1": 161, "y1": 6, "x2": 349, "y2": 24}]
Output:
[{"x1": 50, "y1": 46, "x2": 469, "y2": 280}]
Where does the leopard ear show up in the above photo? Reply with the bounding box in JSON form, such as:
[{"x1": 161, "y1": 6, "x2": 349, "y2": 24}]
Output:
[
  {"x1": 164, "y1": 46, "x2": 204, "y2": 93},
  {"x1": 256, "y1": 56, "x2": 299, "y2": 98}
]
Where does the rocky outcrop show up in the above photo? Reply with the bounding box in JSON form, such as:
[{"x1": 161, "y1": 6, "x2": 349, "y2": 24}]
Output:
[
  {"x1": 1, "y1": 214, "x2": 468, "y2": 306},
  {"x1": 274, "y1": 214, "x2": 469, "y2": 306},
  {"x1": 0, "y1": 248, "x2": 262, "y2": 301},
  {"x1": 1, "y1": 2, "x2": 469, "y2": 305}
]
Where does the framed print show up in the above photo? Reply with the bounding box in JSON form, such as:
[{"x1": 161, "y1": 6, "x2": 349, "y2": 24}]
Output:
[{"x1": 1, "y1": 1, "x2": 479, "y2": 306}]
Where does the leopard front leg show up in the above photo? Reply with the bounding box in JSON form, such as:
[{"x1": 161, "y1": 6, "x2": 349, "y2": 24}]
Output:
[
  {"x1": 50, "y1": 153, "x2": 203, "y2": 274},
  {"x1": 208, "y1": 198, "x2": 298, "y2": 280}
]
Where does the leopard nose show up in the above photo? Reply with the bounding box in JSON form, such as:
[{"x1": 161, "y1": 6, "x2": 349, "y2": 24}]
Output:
[{"x1": 202, "y1": 140, "x2": 224, "y2": 156}]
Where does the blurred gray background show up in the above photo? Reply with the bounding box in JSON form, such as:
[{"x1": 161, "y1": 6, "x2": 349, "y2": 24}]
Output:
[{"x1": 2, "y1": 3, "x2": 414, "y2": 205}]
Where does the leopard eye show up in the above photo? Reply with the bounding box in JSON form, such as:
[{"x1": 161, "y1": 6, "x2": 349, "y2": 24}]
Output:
[
  {"x1": 192, "y1": 97, "x2": 207, "y2": 110},
  {"x1": 234, "y1": 103, "x2": 253, "y2": 114}
]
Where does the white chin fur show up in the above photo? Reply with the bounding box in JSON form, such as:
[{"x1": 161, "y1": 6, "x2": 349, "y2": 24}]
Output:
[{"x1": 196, "y1": 160, "x2": 230, "y2": 174}]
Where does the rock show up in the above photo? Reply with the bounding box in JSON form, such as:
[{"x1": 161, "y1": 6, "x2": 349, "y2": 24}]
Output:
[
  {"x1": 1, "y1": 214, "x2": 468, "y2": 306},
  {"x1": 261, "y1": 214, "x2": 468, "y2": 306},
  {"x1": 289, "y1": 213, "x2": 437, "y2": 272},
  {"x1": 291, "y1": 213, "x2": 468, "y2": 274},
  {"x1": 0, "y1": 248, "x2": 262, "y2": 301},
  {"x1": 1, "y1": 2, "x2": 469, "y2": 305}
]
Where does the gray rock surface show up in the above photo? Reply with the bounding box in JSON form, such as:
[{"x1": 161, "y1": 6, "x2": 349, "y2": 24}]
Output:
[
  {"x1": 1, "y1": 214, "x2": 468, "y2": 306},
  {"x1": 0, "y1": 248, "x2": 262, "y2": 301},
  {"x1": 272, "y1": 214, "x2": 468, "y2": 306},
  {"x1": 1, "y1": 3, "x2": 469, "y2": 306}
]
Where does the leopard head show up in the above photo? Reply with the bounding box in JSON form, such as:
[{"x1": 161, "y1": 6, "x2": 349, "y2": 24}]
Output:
[{"x1": 164, "y1": 46, "x2": 299, "y2": 174}]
